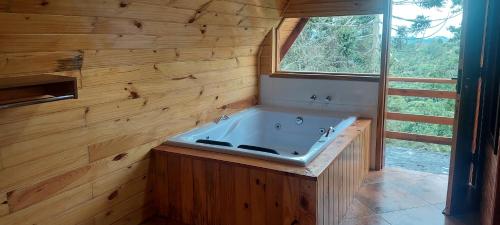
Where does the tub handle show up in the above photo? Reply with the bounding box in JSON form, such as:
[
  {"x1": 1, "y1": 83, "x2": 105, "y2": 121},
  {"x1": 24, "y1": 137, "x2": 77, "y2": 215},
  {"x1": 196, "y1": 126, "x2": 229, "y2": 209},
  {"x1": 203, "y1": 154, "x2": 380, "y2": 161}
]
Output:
[{"x1": 325, "y1": 126, "x2": 335, "y2": 137}]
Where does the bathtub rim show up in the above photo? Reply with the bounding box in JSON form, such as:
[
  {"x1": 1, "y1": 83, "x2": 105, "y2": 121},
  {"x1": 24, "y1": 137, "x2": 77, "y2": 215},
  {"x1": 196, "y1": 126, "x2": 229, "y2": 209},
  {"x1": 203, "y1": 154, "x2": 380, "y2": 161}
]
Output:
[{"x1": 165, "y1": 105, "x2": 360, "y2": 166}]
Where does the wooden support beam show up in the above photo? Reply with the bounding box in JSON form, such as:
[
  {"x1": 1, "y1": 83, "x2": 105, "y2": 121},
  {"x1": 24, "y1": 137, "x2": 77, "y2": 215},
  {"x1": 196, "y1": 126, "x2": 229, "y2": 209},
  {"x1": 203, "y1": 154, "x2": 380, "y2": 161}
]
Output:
[
  {"x1": 385, "y1": 131, "x2": 453, "y2": 145},
  {"x1": 388, "y1": 88, "x2": 457, "y2": 99},
  {"x1": 388, "y1": 77, "x2": 457, "y2": 84},
  {"x1": 386, "y1": 112, "x2": 455, "y2": 125},
  {"x1": 280, "y1": 18, "x2": 309, "y2": 59}
]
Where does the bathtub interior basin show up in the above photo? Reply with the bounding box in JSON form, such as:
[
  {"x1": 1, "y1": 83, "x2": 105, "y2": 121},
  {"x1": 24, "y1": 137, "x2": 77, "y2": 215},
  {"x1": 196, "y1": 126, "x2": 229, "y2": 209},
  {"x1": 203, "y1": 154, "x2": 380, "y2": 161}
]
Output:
[{"x1": 166, "y1": 105, "x2": 357, "y2": 165}]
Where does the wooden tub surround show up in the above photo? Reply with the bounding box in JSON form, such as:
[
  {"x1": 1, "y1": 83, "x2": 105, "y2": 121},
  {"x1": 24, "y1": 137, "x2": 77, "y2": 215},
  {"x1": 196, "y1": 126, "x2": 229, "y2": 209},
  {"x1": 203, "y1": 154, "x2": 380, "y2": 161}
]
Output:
[{"x1": 152, "y1": 119, "x2": 371, "y2": 225}]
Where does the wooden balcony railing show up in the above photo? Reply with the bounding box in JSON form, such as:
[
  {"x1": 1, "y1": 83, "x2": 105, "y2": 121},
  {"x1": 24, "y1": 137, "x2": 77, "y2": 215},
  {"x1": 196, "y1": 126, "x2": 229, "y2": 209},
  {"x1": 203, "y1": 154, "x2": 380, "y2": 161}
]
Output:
[{"x1": 385, "y1": 77, "x2": 457, "y2": 145}]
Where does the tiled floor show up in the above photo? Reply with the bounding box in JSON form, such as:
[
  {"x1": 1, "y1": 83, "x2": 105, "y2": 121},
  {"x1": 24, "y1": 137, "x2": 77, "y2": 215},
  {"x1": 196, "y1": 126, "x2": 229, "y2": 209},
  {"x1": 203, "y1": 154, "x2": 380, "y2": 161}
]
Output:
[{"x1": 340, "y1": 167, "x2": 478, "y2": 225}]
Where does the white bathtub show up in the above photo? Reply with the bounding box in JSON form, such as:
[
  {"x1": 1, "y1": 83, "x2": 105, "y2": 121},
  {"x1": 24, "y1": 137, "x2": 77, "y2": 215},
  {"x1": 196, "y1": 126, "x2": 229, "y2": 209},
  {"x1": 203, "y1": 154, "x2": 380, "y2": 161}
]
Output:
[{"x1": 166, "y1": 106, "x2": 357, "y2": 165}]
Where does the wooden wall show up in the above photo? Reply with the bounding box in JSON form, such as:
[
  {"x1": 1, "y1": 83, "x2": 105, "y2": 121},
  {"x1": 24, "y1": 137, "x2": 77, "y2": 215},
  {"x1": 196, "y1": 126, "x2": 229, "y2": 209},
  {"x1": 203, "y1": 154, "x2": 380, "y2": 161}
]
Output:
[
  {"x1": 283, "y1": 0, "x2": 386, "y2": 17},
  {"x1": 480, "y1": 144, "x2": 499, "y2": 225},
  {"x1": 0, "y1": 0, "x2": 287, "y2": 225}
]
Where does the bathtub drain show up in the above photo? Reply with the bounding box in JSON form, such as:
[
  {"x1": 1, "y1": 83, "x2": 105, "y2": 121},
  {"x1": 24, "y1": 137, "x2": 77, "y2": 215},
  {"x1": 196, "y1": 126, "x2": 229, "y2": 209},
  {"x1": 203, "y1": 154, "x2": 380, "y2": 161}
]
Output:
[{"x1": 274, "y1": 123, "x2": 282, "y2": 130}]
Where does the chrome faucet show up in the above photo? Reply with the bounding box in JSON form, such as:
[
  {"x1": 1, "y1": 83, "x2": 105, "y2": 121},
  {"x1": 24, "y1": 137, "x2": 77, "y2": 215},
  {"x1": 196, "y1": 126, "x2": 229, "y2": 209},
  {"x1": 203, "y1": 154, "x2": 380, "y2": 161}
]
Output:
[
  {"x1": 325, "y1": 126, "x2": 335, "y2": 137},
  {"x1": 310, "y1": 94, "x2": 318, "y2": 101},
  {"x1": 325, "y1": 96, "x2": 332, "y2": 102},
  {"x1": 214, "y1": 115, "x2": 229, "y2": 124}
]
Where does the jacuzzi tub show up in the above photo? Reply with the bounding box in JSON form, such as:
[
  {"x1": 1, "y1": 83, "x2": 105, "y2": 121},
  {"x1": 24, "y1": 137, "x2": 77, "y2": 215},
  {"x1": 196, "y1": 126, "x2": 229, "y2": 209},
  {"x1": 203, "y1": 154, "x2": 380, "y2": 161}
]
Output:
[{"x1": 166, "y1": 106, "x2": 357, "y2": 165}]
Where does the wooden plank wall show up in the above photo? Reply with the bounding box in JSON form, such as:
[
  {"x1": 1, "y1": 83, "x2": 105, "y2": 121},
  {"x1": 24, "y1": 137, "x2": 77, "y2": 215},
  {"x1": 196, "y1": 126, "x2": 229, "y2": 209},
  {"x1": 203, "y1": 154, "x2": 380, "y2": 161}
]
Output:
[
  {"x1": 154, "y1": 151, "x2": 317, "y2": 225},
  {"x1": 480, "y1": 144, "x2": 500, "y2": 225},
  {"x1": 0, "y1": 0, "x2": 287, "y2": 225},
  {"x1": 153, "y1": 120, "x2": 370, "y2": 225},
  {"x1": 284, "y1": 0, "x2": 386, "y2": 17},
  {"x1": 316, "y1": 122, "x2": 370, "y2": 225}
]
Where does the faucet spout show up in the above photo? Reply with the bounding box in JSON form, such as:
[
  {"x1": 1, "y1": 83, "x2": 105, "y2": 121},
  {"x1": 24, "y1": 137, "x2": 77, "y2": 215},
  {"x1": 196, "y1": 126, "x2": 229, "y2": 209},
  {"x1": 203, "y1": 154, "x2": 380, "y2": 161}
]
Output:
[{"x1": 325, "y1": 126, "x2": 335, "y2": 137}]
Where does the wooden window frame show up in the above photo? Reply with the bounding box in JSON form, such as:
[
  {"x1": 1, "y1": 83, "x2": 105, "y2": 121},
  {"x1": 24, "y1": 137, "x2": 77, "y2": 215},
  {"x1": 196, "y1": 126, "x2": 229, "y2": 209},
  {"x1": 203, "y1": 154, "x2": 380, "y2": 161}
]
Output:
[{"x1": 271, "y1": 16, "x2": 383, "y2": 83}]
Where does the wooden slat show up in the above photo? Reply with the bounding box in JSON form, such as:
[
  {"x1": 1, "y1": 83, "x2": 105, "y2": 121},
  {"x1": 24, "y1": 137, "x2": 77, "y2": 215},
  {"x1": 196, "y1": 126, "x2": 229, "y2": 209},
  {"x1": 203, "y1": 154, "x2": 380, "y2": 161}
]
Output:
[
  {"x1": 0, "y1": 184, "x2": 92, "y2": 225},
  {"x1": 279, "y1": 18, "x2": 309, "y2": 59},
  {"x1": 385, "y1": 131, "x2": 453, "y2": 145},
  {"x1": 5, "y1": 143, "x2": 153, "y2": 211},
  {"x1": 36, "y1": 172, "x2": 151, "y2": 225},
  {"x1": 388, "y1": 88, "x2": 457, "y2": 99},
  {"x1": 388, "y1": 77, "x2": 457, "y2": 84},
  {"x1": 94, "y1": 191, "x2": 152, "y2": 225},
  {"x1": 386, "y1": 112, "x2": 455, "y2": 125},
  {"x1": 284, "y1": 0, "x2": 385, "y2": 17},
  {"x1": 0, "y1": 193, "x2": 9, "y2": 216}
]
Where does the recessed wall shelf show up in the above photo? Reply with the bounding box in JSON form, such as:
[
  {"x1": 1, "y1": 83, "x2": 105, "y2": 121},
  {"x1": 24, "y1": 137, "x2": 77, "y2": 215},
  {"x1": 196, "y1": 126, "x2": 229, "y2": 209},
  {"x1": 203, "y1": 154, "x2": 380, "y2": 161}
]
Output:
[{"x1": 0, "y1": 75, "x2": 78, "y2": 110}]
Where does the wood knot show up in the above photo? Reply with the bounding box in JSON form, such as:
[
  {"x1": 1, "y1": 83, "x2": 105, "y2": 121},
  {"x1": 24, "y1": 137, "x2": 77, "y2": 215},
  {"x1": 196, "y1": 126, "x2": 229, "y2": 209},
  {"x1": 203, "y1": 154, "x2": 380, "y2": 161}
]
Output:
[
  {"x1": 40, "y1": 0, "x2": 49, "y2": 6},
  {"x1": 244, "y1": 202, "x2": 249, "y2": 208},
  {"x1": 133, "y1": 20, "x2": 143, "y2": 29},
  {"x1": 113, "y1": 153, "x2": 128, "y2": 161},
  {"x1": 300, "y1": 196, "x2": 309, "y2": 209},
  {"x1": 108, "y1": 190, "x2": 119, "y2": 200},
  {"x1": 291, "y1": 219, "x2": 300, "y2": 225},
  {"x1": 119, "y1": 2, "x2": 128, "y2": 7},
  {"x1": 129, "y1": 91, "x2": 139, "y2": 99}
]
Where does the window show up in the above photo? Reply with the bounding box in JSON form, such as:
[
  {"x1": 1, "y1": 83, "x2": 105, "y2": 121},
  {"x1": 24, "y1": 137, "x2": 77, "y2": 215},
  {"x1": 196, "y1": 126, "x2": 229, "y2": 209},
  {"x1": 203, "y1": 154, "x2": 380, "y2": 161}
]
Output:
[{"x1": 277, "y1": 15, "x2": 383, "y2": 75}]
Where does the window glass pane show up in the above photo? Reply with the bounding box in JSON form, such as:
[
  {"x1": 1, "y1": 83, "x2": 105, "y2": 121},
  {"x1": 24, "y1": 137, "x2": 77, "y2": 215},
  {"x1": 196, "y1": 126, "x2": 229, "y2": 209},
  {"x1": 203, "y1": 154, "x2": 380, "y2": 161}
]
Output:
[{"x1": 280, "y1": 15, "x2": 382, "y2": 74}]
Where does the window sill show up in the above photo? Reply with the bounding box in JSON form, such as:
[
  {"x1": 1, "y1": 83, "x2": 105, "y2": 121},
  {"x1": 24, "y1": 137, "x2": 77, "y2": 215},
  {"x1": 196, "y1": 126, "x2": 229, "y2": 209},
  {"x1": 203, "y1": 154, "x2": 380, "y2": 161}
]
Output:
[{"x1": 270, "y1": 72, "x2": 380, "y2": 82}]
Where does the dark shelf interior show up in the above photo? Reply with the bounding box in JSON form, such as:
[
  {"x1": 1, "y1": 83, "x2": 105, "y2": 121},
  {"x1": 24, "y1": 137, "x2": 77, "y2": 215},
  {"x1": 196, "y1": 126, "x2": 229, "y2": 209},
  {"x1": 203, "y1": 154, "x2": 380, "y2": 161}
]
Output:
[{"x1": 0, "y1": 75, "x2": 78, "y2": 109}]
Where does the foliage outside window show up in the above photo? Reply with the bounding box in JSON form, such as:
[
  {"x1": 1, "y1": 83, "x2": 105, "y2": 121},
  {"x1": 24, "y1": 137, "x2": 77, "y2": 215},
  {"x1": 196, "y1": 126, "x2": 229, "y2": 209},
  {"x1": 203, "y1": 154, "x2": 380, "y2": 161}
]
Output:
[{"x1": 279, "y1": 15, "x2": 382, "y2": 74}]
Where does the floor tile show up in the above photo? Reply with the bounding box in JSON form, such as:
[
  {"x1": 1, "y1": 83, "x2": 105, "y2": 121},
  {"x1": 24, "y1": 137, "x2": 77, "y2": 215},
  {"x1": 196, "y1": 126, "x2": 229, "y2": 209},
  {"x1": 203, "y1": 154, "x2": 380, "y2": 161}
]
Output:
[
  {"x1": 340, "y1": 215, "x2": 391, "y2": 225},
  {"x1": 355, "y1": 181, "x2": 429, "y2": 213},
  {"x1": 381, "y1": 205, "x2": 471, "y2": 225},
  {"x1": 342, "y1": 168, "x2": 478, "y2": 225},
  {"x1": 344, "y1": 198, "x2": 376, "y2": 219}
]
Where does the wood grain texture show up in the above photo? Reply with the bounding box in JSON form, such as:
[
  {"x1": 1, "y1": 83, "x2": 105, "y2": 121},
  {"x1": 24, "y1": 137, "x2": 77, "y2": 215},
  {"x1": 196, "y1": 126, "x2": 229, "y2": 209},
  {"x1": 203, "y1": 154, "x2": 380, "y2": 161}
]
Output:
[
  {"x1": 283, "y1": 0, "x2": 386, "y2": 17},
  {"x1": 152, "y1": 120, "x2": 370, "y2": 225},
  {"x1": 0, "y1": 0, "x2": 281, "y2": 224}
]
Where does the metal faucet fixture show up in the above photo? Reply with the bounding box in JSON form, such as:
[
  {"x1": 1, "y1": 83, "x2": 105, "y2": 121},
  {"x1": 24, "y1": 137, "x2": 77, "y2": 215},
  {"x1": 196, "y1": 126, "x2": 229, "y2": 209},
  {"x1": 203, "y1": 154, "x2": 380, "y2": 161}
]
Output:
[
  {"x1": 325, "y1": 126, "x2": 335, "y2": 137},
  {"x1": 310, "y1": 94, "x2": 318, "y2": 101}
]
